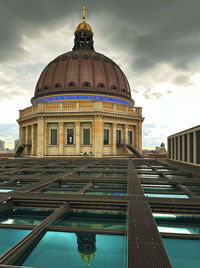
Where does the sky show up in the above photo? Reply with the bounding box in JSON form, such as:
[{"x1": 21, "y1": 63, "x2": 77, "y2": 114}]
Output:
[{"x1": 0, "y1": 0, "x2": 200, "y2": 149}]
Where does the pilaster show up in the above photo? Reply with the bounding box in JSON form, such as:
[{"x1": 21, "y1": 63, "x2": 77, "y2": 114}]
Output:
[
  {"x1": 75, "y1": 122, "x2": 80, "y2": 155},
  {"x1": 59, "y1": 122, "x2": 64, "y2": 155},
  {"x1": 112, "y1": 122, "x2": 117, "y2": 155},
  {"x1": 37, "y1": 117, "x2": 44, "y2": 158}
]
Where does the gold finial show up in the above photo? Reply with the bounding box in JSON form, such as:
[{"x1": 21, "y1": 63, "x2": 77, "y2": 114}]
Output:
[{"x1": 81, "y1": 5, "x2": 87, "y2": 21}]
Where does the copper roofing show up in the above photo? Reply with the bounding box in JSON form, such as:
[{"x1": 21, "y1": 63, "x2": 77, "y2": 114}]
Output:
[{"x1": 32, "y1": 49, "x2": 132, "y2": 103}]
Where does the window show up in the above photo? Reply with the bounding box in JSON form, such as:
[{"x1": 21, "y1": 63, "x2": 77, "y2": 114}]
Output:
[
  {"x1": 55, "y1": 83, "x2": 62, "y2": 88},
  {"x1": 83, "y1": 82, "x2": 91, "y2": 87},
  {"x1": 83, "y1": 129, "x2": 90, "y2": 145},
  {"x1": 104, "y1": 129, "x2": 109, "y2": 145},
  {"x1": 128, "y1": 131, "x2": 133, "y2": 145},
  {"x1": 67, "y1": 129, "x2": 74, "y2": 145},
  {"x1": 116, "y1": 130, "x2": 121, "y2": 145},
  {"x1": 50, "y1": 129, "x2": 57, "y2": 145},
  {"x1": 68, "y1": 82, "x2": 76, "y2": 87}
]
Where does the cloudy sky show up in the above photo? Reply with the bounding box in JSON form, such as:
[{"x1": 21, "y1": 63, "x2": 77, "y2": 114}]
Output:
[{"x1": 0, "y1": 0, "x2": 200, "y2": 149}]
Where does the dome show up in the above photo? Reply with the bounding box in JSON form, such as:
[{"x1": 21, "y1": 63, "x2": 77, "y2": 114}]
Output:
[
  {"x1": 31, "y1": 11, "x2": 133, "y2": 105},
  {"x1": 160, "y1": 142, "x2": 165, "y2": 147},
  {"x1": 32, "y1": 49, "x2": 132, "y2": 104}
]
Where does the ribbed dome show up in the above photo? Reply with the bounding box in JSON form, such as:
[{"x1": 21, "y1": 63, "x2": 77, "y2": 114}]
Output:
[{"x1": 31, "y1": 49, "x2": 132, "y2": 103}]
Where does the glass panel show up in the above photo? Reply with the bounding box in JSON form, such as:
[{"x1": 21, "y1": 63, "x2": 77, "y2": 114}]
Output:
[
  {"x1": 67, "y1": 129, "x2": 74, "y2": 145},
  {"x1": 0, "y1": 228, "x2": 31, "y2": 256},
  {"x1": 0, "y1": 208, "x2": 53, "y2": 225},
  {"x1": 85, "y1": 190, "x2": 126, "y2": 196},
  {"x1": 128, "y1": 131, "x2": 132, "y2": 144},
  {"x1": 83, "y1": 129, "x2": 90, "y2": 145},
  {"x1": 53, "y1": 209, "x2": 126, "y2": 230},
  {"x1": 51, "y1": 129, "x2": 57, "y2": 145},
  {"x1": 23, "y1": 231, "x2": 127, "y2": 268},
  {"x1": 154, "y1": 214, "x2": 200, "y2": 234},
  {"x1": 138, "y1": 174, "x2": 160, "y2": 178},
  {"x1": 104, "y1": 129, "x2": 109, "y2": 145},
  {"x1": 116, "y1": 130, "x2": 121, "y2": 145},
  {"x1": 0, "y1": 189, "x2": 12, "y2": 193},
  {"x1": 145, "y1": 193, "x2": 188, "y2": 198},
  {"x1": 163, "y1": 238, "x2": 200, "y2": 268}
]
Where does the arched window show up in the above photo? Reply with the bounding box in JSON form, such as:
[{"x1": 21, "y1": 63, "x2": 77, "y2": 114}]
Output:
[
  {"x1": 44, "y1": 85, "x2": 50, "y2": 90},
  {"x1": 68, "y1": 82, "x2": 76, "y2": 87},
  {"x1": 122, "y1": 88, "x2": 126, "y2": 93},
  {"x1": 83, "y1": 54, "x2": 89, "y2": 59},
  {"x1": 36, "y1": 88, "x2": 41, "y2": 93},
  {"x1": 83, "y1": 82, "x2": 91, "y2": 87},
  {"x1": 97, "y1": 83, "x2": 105, "y2": 88},
  {"x1": 110, "y1": 85, "x2": 117, "y2": 90},
  {"x1": 55, "y1": 83, "x2": 62, "y2": 88}
]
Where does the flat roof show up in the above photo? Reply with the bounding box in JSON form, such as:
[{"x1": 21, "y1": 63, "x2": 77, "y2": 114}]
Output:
[{"x1": 168, "y1": 125, "x2": 200, "y2": 138}]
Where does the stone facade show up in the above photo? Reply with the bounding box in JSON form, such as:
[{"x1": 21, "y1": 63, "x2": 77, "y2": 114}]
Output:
[{"x1": 17, "y1": 94, "x2": 143, "y2": 158}]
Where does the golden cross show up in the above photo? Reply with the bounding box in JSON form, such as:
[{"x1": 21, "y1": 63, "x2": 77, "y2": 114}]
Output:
[{"x1": 81, "y1": 5, "x2": 87, "y2": 21}]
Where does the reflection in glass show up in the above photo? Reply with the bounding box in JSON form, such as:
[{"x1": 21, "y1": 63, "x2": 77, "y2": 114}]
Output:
[
  {"x1": 0, "y1": 228, "x2": 30, "y2": 256},
  {"x1": 0, "y1": 208, "x2": 53, "y2": 225},
  {"x1": 23, "y1": 231, "x2": 127, "y2": 268},
  {"x1": 52, "y1": 209, "x2": 126, "y2": 230}
]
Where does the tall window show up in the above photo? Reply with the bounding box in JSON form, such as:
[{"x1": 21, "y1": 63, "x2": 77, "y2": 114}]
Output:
[
  {"x1": 51, "y1": 129, "x2": 57, "y2": 145},
  {"x1": 67, "y1": 129, "x2": 74, "y2": 145},
  {"x1": 128, "y1": 131, "x2": 133, "y2": 145},
  {"x1": 116, "y1": 130, "x2": 121, "y2": 145},
  {"x1": 83, "y1": 129, "x2": 90, "y2": 145},
  {"x1": 104, "y1": 129, "x2": 109, "y2": 145}
]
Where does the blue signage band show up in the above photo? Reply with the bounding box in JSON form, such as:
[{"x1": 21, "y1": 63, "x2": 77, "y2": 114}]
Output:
[{"x1": 33, "y1": 94, "x2": 132, "y2": 106}]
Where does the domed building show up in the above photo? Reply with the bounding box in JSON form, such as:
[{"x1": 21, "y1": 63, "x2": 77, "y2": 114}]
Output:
[{"x1": 17, "y1": 8, "x2": 144, "y2": 158}]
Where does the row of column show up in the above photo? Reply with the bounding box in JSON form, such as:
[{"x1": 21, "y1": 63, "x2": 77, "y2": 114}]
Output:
[
  {"x1": 21, "y1": 119, "x2": 142, "y2": 158},
  {"x1": 168, "y1": 130, "x2": 200, "y2": 164}
]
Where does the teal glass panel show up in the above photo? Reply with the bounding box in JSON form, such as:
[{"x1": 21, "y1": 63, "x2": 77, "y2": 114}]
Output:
[
  {"x1": 0, "y1": 208, "x2": 53, "y2": 225},
  {"x1": 40, "y1": 189, "x2": 79, "y2": 194},
  {"x1": 163, "y1": 238, "x2": 200, "y2": 268},
  {"x1": 0, "y1": 228, "x2": 30, "y2": 256},
  {"x1": 85, "y1": 191, "x2": 126, "y2": 196},
  {"x1": 52, "y1": 210, "x2": 126, "y2": 230},
  {"x1": 154, "y1": 214, "x2": 200, "y2": 234},
  {"x1": 0, "y1": 189, "x2": 12, "y2": 193},
  {"x1": 23, "y1": 231, "x2": 127, "y2": 268},
  {"x1": 145, "y1": 193, "x2": 188, "y2": 198},
  {"x1": 138, "y1": 174, "x2": 160, "y2": 178}
]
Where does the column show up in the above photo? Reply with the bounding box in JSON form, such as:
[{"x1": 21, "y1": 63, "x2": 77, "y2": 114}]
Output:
[
  {"x1": 187, "y1": 133, "x2": 190, "y2": 163},
  {"x1": 182, "y1": 135, "x2": 185, "y2": 162},
  {"x1": 193, "y1": 131, "x2": 197, "y2": 164},
  {"x1": 75, "y1": 122, "x2": 80, "y2": 155},
  {"x1": 93, "y1": 117, "x2": 103, "y2": 158},
  {"x1": 177, "y1": 136, "x2": 180, "y2": 160},
  {"x1": 174, "y1": 137, "x2": 177, "y2": 160},
  {"x1": 124, "y1": 124, "x2": 128, "y2": 144},
  {"x1": 44, "y1": 122, "x2": 48, "y2": 156},
  {"x1": 31, "y1": 125, "x2": 35, "y2": 155},
  {"x1": 37, "y1": 117, "x2": 44, "y2": 158},
  {"x1": 58, "y1": 122, "x2": 64, "y2": 155},
  {"x1": 138, "y1": 122, "x2": 142, "y2": 153},
  {"x1": 112, "y1": 122, "x2": 117, "y2": 155},
  {"x1": 25, "y1": 126, "x2": 29, "y2": 154}
]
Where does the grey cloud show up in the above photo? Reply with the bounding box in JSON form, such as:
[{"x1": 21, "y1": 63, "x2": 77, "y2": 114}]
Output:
[
  {"x1": 172, "y1": 74, "x2": 194, "y2": 87},
  {"x1": 0, "y1": 0, "x2": 200, "y2": 73}
]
